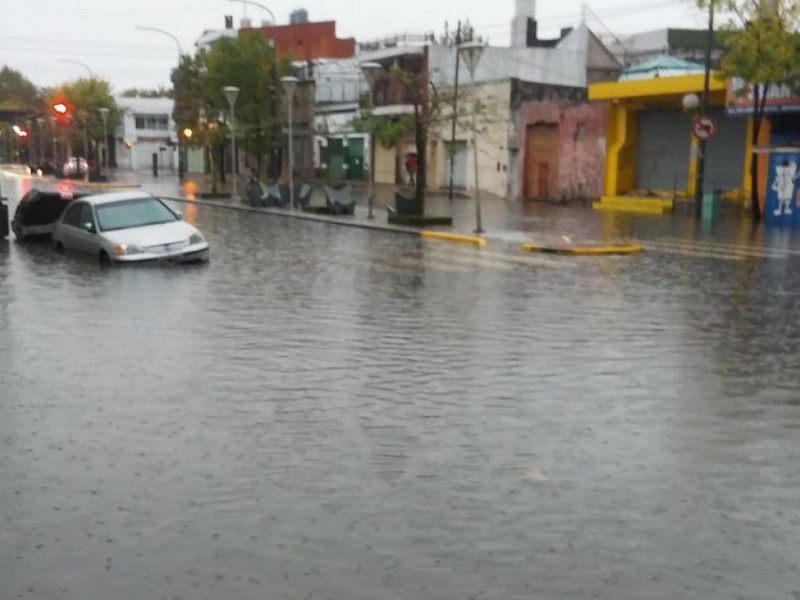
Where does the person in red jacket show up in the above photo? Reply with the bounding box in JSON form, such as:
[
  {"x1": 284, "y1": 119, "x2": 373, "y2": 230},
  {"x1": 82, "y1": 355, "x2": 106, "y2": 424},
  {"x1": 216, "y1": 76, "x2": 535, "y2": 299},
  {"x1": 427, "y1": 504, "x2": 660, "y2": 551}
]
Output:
[{"x1": 405, "y1": 153, "x2": 418, "y2": 186}]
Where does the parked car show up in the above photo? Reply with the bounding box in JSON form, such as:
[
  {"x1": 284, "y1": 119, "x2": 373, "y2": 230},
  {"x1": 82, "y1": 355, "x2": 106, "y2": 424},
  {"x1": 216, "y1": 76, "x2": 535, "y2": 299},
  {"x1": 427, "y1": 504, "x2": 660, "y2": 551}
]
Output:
[
  {"x1": 62, "y1": 156, "x2": 89, "y2": 179},
  {"x1": 52, "y1": 191, "x2": 210, "y2": 264},
  {"x1": 11, "y1": 188, "x2": 89, "y2": 241}
]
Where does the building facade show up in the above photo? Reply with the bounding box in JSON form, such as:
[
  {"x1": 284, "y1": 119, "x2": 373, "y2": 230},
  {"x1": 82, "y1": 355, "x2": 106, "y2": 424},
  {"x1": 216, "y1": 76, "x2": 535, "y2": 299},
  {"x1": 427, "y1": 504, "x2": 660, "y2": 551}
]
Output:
[{"x1": 113, "y1": 97, "x2": 177, "y2": 173}]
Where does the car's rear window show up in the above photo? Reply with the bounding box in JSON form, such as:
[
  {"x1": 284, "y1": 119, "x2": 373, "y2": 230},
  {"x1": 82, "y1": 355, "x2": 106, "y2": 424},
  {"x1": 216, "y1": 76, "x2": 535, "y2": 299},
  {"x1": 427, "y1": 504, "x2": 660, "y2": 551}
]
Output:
[{"x1": 96, "y1": 197, "x2": 177, "y2": 232}]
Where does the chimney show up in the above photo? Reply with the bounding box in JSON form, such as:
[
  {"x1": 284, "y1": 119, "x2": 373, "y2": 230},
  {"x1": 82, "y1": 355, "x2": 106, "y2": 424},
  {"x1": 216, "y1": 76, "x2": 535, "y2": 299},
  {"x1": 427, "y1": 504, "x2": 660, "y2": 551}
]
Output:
[
  {"x1": 526, "y1": 19, "x2": 538, "y2": 47},
  {"x1": 224, "y1": 15, "x2": 233, "y2": 29},
  {"x1": 241, "y1": 17, "x2": 252, "y2": 29},
  {"x1": 512, "y1": 0, "x2": 536, "y2": 47}
]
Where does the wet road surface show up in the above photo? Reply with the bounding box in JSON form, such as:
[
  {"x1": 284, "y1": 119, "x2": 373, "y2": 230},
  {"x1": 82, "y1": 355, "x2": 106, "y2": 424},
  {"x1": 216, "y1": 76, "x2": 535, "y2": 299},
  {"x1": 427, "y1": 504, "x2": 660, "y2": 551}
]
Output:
[{"x1": 2, "y1": 176, "x2": 800, "y2": 600}]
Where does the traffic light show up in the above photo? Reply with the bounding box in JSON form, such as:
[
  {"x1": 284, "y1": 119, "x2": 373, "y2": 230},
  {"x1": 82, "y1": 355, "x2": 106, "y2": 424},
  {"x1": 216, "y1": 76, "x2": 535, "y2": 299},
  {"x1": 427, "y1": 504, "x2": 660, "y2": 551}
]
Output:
[{"x1": 52, "y1": 101, "x2": 71, "y2": 122}]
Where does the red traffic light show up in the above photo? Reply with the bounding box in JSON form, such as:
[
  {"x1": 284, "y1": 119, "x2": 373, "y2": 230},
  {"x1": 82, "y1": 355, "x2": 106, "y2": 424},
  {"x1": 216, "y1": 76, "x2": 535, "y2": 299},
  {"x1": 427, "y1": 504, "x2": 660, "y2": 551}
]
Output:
[{"x1": 53, "y1": 102, "x2": 69, "y2": 115}]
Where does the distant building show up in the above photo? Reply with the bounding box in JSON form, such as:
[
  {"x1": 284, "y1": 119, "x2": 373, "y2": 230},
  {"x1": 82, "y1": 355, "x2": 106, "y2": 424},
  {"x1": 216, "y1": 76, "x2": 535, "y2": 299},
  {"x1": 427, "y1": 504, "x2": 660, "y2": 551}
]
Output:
[
  {"x1": 607, "y1": 28, "x2": 725, "y2": 69},
  {"x1": 194, "y1": 15, "x2": 239, "y2": 53},
  {"x1": 243, "y1": 19, "x2": 355, "y2": 62},
  {"x1": 356, "y1": 2, "x2": 620, "y2": 200},
  {"x1": 113, "y1": 97, "x2": 176, "y2": 172},
  {"x1": 192, "y1": 12, "x2": 355, "y2": 180},
  {"x1": 311, "y1": 59, "x2": 369, "y2": 180}
]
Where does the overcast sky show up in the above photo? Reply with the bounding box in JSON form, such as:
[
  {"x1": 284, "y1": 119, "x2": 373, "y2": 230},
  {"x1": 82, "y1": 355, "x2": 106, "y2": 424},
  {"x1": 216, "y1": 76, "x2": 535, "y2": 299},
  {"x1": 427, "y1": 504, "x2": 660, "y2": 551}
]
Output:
[{"x1": 1, "y1": 0, "x2": 709, "y2": 93}]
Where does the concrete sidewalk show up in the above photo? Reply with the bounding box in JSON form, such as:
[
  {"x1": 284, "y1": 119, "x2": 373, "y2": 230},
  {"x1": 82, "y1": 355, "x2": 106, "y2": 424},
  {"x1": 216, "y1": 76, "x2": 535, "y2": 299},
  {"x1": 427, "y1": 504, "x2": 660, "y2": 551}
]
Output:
[{"x1": 111, "y1": 170, "x2": 624, "y2": 248}]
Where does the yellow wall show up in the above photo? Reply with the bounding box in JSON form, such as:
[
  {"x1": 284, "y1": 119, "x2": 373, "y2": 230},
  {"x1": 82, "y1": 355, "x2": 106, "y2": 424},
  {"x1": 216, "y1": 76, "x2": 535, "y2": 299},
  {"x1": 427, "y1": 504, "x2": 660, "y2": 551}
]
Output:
[
  {"x1": 591, "y1": 74, "x2": 746, "y2": 200},
  {"x1": 604, "y1": 102, "x2": 639, "y2": 196}
]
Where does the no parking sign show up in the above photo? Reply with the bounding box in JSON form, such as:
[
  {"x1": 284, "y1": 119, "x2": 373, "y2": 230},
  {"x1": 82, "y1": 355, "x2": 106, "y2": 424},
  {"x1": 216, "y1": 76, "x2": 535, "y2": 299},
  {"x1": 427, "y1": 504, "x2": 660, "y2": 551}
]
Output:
[{"x1": 692, "y1": 116, "x2": 717, "y2": 141}]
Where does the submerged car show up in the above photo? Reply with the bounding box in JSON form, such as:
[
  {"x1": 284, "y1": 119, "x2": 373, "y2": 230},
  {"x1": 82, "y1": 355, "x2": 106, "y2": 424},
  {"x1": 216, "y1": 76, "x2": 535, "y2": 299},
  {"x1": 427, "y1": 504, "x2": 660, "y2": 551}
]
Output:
[
  {"x1": 11, "y1": 189, "x2": 90, "y2": 241},
  {"x1": 52, "y1": 191, "x2": 210, "y2": 264}
]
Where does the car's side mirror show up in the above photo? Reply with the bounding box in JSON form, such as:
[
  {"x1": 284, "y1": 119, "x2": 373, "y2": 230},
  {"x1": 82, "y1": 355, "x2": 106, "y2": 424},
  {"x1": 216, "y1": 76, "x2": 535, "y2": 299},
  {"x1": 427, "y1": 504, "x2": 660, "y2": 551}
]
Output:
[{"x1": 83, "y1": 221, "x2": 96, "y2": 234}]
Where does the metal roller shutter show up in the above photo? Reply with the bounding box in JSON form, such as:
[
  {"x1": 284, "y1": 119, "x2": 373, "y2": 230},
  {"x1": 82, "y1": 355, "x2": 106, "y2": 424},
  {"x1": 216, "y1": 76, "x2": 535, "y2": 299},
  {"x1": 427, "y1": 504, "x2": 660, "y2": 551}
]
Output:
[
  {"x1": 704, "y1": 109, "x2": 747, "y2": 192},
  {"x1": 636, "y1": 110, "x2": 692, "y2": 192}
]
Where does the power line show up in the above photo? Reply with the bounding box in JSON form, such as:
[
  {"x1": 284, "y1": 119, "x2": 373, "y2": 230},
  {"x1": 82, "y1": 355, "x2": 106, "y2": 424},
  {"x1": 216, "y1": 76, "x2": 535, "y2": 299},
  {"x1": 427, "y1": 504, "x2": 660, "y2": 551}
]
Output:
[{"x1": 470, "y1": 0, "x2": 689, "y2": 34}]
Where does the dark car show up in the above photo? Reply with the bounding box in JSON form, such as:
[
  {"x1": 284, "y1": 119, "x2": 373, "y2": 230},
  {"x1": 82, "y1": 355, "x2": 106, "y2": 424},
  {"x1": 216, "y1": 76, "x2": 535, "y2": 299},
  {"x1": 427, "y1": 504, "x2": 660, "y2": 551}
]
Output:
[{"x1": 11, "y1": 189, "x2": 90, "y2": 241}]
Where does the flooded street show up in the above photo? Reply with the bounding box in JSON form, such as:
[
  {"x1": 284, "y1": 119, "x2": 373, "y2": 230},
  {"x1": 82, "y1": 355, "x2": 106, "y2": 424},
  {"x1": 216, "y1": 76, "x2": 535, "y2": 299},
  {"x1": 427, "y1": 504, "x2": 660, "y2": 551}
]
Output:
[{"x1": 2, "y1": 183, "x2": 800, "y2": 599}]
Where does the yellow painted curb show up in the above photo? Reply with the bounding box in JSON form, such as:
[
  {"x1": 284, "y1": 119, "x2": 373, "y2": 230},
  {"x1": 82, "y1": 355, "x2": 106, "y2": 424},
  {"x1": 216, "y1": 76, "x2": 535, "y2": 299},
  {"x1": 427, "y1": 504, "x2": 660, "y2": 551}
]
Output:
[
  {"x1": 592, "y1": 202, "x2": 667, "y2": 215},
  {"x1": 520, "y1": 242, "x2": 643, "y2": 256},
  {"x1": 421, "y1": 231, "x2": 486, "y2": 247}
]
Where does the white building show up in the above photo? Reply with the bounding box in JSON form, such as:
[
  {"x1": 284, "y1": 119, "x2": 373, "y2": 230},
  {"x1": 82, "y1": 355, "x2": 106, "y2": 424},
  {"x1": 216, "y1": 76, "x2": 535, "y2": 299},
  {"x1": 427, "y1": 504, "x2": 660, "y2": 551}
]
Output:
[
  {"x1": 113, "y1": 97, "x2": 177, "y2": 173},
  {"x1": 311, "y1": 59, "x2": 371, "y2": 177}
]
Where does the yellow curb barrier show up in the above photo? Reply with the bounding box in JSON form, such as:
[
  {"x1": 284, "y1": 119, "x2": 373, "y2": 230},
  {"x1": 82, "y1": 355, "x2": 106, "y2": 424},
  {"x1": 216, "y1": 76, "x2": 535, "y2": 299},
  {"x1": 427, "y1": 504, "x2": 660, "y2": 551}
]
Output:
[
  {"x1": 520, "y1": 242, "x2": 643, "y2": 256},
  {"x1": 421, "y1": 230, "x2": 487, "y2": 247}
]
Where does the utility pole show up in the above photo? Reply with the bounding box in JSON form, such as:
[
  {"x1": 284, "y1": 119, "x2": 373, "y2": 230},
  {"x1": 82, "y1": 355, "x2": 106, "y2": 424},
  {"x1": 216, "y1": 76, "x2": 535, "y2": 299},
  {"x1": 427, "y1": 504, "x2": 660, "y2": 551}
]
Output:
[
  {"x1": 447, "y1": 21, "x2": 462, "y2": 207},
  {"x1": 695, "y1": 1, "x2": 715, "y2": 217}
]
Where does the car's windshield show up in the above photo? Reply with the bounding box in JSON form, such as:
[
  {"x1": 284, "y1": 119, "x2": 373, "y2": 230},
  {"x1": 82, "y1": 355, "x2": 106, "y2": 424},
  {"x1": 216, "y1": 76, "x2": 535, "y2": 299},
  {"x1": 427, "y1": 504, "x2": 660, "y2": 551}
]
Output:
[{"x1": 96, "y1": 197, "x2": 177, "y2": 232}]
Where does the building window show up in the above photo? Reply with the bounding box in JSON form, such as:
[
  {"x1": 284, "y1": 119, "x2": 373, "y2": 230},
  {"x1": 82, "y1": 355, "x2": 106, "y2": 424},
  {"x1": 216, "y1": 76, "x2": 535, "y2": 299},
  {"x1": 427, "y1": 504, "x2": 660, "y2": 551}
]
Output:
[
  {"x1": 574, "y1": 123, "x2": 587, "y2": 141},
  {"x1": 134, "y1": 115, "x2": 169, "y2": 131}
]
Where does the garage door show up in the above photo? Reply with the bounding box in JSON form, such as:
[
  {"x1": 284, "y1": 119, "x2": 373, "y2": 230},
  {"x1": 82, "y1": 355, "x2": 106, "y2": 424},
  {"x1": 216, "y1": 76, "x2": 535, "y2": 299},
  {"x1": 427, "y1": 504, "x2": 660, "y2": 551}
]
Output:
[
  {"x1": 704, "y1": 109, "x2": 747, "y2": 192},
  {"x1": 636, "y1": 110, "x2": 692, "y2": 191}
]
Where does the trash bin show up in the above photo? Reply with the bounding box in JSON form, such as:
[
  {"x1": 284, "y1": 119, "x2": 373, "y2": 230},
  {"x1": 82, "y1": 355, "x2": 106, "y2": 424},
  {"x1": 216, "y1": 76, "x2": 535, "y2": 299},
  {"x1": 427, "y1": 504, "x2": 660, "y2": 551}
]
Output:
[
  {"x1": 702, "y1": 190, "x2": 722, "y2": 220},
  {"x1": 0, "y1": 197, "x2": 9, "y2": 239}
]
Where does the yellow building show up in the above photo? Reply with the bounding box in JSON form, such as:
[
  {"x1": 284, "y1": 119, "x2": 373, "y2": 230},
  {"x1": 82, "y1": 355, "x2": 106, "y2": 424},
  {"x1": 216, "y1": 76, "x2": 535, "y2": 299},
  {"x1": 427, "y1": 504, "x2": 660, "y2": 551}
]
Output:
[{"x1": 589, "y1": 72, "x2": 760, "y2": 214}]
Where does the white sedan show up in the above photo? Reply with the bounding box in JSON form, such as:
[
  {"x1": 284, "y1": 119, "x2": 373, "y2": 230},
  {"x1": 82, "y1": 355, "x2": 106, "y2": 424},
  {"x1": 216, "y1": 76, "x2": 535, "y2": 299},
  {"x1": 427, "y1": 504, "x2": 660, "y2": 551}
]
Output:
[{"x1": 52, "y1": 191, "x2": 209, "y2": 264}]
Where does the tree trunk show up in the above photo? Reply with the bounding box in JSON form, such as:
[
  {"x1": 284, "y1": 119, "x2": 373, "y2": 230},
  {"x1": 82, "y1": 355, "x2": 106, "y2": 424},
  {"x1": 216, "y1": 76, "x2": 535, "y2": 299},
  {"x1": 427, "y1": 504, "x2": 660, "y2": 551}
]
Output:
[
  {"x1": 209, "y1": 144, "x2": 218, "y2": 195},
  {"x1": 218, "y1": 144, "x2": 226, "y2": 184},
  {"x1": 414, "y1": 103, "x2": 427, "y2": 214}
]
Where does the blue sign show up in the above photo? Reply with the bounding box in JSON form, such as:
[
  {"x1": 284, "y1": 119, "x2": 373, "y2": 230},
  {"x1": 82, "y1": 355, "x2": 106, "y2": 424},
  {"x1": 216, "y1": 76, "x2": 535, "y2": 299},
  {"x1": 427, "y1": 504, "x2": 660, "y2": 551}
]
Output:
[{"x1": 765, "y1": 151, "x2": 800, "y2": 226}]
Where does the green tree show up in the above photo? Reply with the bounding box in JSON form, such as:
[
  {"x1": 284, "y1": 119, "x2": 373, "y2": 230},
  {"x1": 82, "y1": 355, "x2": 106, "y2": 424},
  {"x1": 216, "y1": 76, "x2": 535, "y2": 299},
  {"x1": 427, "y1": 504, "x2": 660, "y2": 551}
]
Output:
[
  {"x1": 200, "y1": 32, "x2": 287, "y2": 178},
  {"x1": 356, "y1": 64, "x2": 435, "y2": 210},
  {"x1": 0, "y1": 66, "x2": 41, "y2": 112},
  {"x1": 48, "y1": 78, "x2": 119, "y2": 165},
  {"x1": 702, "y1": 0, "x2": 800, "y2": 221},
  {"x1": 172, "y1": 55, "x2": 205, "y2": 141},
  {"x1": 357, "y1": 62, "x2": 493, "y2": 210}
]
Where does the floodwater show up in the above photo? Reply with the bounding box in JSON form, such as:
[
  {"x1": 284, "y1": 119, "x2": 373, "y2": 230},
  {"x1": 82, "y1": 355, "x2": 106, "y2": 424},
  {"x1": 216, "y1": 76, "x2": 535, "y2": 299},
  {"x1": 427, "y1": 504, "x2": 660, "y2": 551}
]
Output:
[{"x1": 2, "y1": 174, "x2": 800, "y2": 600}]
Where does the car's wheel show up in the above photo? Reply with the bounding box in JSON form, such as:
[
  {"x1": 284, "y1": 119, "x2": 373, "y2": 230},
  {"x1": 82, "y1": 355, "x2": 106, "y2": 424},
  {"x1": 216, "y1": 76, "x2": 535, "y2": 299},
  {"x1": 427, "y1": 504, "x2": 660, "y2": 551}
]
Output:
[
  {"x1": 99, "y1": 250, "x2": 112, "y2": 266},
  {"x1": 55, "y1": 241, "x2": 64, "y2": 253}
]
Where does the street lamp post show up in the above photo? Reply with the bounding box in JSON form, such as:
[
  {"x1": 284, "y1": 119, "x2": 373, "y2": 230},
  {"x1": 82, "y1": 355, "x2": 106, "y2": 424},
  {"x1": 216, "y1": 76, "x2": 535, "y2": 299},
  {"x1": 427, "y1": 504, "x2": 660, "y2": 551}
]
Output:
[
  {"x1": 61, "y1": 59, "x2": 93, "y2": 79},
  {"x1": 281, "y1": 76, "x2": 299, "y2": 210},
  {"x1": 223, "y1": 86, "x2": 240, "y2": 202},
  {"x1": 99, "y1": 107, "x2": 110, "y2": 177},
  {"x1": 694, "y1": 2, "x2": 715, "y2": 217},
  {"x1": 78, "y1": 111, "x2": 89, "y2": 181},
  {"x1": 36, "y1": 118, "x2": 44, "y2": 167},
  {"x1": 360, "y1": 62, "x2": 383, "y2": 220},
  {"x1": 458, "y1": 41, "x2": 486, "y2": 234},
  {"x1": 228, "y1": 0, "x2": 276, "y2": 24},
  {"x1": 135, "y1": 26, "x2": 182, "y2": 55},
  {"x1": 49, "y1": 116, "x2": 57, "y2": 166}
]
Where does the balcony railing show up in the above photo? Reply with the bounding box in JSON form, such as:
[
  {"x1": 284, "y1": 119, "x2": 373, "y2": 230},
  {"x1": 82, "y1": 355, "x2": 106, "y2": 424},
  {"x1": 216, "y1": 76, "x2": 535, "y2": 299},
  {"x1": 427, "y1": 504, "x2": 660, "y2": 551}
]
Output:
[{"x1": 358, "y1": 32, "x2": 435, "y2": 53}]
